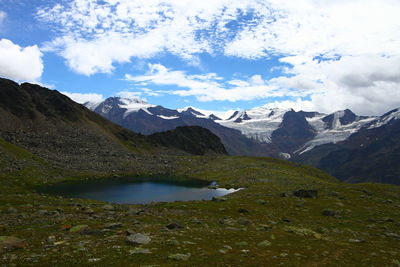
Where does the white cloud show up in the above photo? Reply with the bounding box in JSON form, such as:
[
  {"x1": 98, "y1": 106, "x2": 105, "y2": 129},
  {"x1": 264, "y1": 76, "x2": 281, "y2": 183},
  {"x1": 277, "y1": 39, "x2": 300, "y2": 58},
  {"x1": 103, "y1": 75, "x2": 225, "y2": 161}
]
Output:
[
  {"x1": 36, "y1": 0, "x2": 400, "y2": 114},
  {"x1": 61, "y1": 91, "x2": 104, "y2": 104},
  {"x1": 125, "y1": 63, "x2": 304, "y2": 102},
  {"x1": 116, "y1": 91, "x2": 142, "y2": 99},
  {"x1": 270, "y1": 55, "x2": 400, "y2": 115},
  {"x1": 0, "y1": 39, "x2": 43, "y2": 82}
]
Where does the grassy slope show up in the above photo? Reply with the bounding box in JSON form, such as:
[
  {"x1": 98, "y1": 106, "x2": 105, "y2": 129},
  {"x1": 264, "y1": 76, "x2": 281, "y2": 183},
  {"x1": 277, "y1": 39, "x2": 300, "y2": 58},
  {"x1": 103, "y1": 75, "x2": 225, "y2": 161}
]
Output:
[{"x1": 1, "y1": 140, "x2": 400, "y2": 267}]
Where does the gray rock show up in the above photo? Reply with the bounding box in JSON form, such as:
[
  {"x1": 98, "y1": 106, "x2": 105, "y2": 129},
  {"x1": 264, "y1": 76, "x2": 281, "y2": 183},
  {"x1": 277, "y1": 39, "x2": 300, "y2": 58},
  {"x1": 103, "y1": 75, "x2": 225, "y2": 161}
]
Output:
[
  {"x1": 104, "y1": 222, "x2": 123, "y2": 229},
  {"x1": 238, "y1": 208, "x2": 249, "y2": 213},
  {"x1": 168, "y1": 253, "x2": 191, "y2": 261},
  {"x1": 349, "y1": 239, "x2": 366, "y2": 243},
  {"x1": 321, "y1": 209, "x2": 339, "y2": 217},
  {"x1": 129, "y1": 248, "x2": 152, "y2": 254},
  {"x1": 257, "y1": 240, "x2": 271, "y2": 247},
  {"x1": 126, "y1": 233, "x2": 151, "y2": 246},
  {"x1": 166, "y1": 222, "x2": 183, "y2": 230},
  {"x1": 293, "y1": 189, "x2": 318, "y2": 198},
  {"x1": 212, "y1": 196, "x2": 228, "y2": 202},
  {"x1": 0, "y1": 236, "x2": 27, "y2": 252},
  {"x1": 102, "y1": 204, "x2": 115, "y2": 211}
]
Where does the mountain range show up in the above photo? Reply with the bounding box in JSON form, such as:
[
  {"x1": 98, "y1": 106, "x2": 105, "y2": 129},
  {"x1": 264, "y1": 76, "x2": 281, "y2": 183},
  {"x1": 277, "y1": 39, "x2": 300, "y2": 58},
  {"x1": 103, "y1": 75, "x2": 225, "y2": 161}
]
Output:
[{"x1": 85, "y1": 97, "x2": 400, "y2": 184}]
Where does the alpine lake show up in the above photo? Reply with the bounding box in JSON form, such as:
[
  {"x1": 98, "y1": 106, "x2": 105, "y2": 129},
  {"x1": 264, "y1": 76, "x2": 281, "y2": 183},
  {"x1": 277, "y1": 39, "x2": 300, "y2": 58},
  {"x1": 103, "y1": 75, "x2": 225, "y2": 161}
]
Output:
[{"x1": 38, "y1": 177, "x2": 240, "y2": 204}]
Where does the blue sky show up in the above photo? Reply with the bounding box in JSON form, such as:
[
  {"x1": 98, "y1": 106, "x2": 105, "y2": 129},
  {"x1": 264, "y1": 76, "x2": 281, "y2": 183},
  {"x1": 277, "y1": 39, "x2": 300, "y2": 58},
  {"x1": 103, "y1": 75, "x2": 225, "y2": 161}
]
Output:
[{"x1": 1, "y1": 0, "x2": 400, "y2": 115}]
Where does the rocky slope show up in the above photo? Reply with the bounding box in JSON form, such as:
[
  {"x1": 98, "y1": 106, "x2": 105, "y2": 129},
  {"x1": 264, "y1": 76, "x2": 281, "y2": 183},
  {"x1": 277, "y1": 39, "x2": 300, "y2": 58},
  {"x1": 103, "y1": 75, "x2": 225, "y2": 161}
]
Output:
[{"x1": 0, "y1": 78, "x2": 226, "y2": 174}]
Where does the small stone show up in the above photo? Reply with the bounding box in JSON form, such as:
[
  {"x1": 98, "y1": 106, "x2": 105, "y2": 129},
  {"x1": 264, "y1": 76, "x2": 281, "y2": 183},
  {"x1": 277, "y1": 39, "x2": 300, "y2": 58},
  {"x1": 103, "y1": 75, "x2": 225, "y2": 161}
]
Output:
[
  {"x1": 293, "y1": 189, "x2": 318, "y2": 198},
  {"x1": 166, "y1": 239, "x2": 180, "y2": 246},
  {"x1": 126, "y1": 233, "x2": 151, "y2": 246},
  {"x1": 257, "y1": 240, "x2": 271, "y2": 247},
  {"x1": 223, "y1": 245, "x2": 233, "y2": 250},
  {"x1": 190, "y1": 218, "x2": 202, "y2": 224},
  {"x1": 37, "y1": 210, "x2": 51, "y2": 216},
  {"x1": 83, "y1": 208, "x2": 94, "y2": 215},
  {"x1": 88, "y1": 258, "x2": 101, "y2": 263},
  {"x1": 166, "y1": 222, "x2": 183, "y2": 230},
  {"x1": 0, "y1": 236, "x2": 27, "y2": 252},
  {"x1": 104, "y1": 223, "x2": 123, "y2": 229},
  {"x1": 128, "y1": 208, "x2": 144, "y2": 215},
  {"x1": 212, "y1": 196, "x2": 227, "y2": 202},
  {"x1": 168, "y1": 253, "x2": 191, "y2": 261},
  {"x1": 256, "y1": 199, "x2": 267, "y2": 205},
  {"x1": 102, "y1": 204, "x2": 115, "y2": 211},
  {"x1": 257, "y1": 224, "x2": 273, "y2": 231},
  {"x1": 4, "y1": 207, "x2": 18, "y2": 214},
  {"x1": 384, "y1": 232, "x2": 400, "y2": 239},
  {"x1": 238, "y1": 208, "x2": 249, "y2": 213},
  {"x1": 219, "y1": 249, "x2": 228, "y2": 254},
  {"x1": 349, "y1": 239, "x2": 366, "y2": 243},
  {"x1": 69, "y1": 225, "x2": 89, "y2": 234},
  {"x1": 238, "y1": 218, "x2": 252, "y2": 226},
  {"x1": 47, "y1": 236, "x2": 56, "y2": 243},
  {"x1": 219, "y1": 218, "x2": 236, "y2": 226},
  {"x1": 129, "y1": 248, "x2": 152, "y2": 254},
  {"x1": 362, "y1": 189, "x2": 373, "y2": 196},
  {"x1": 321, "y1": 209, "x2": 339, "y2": 217},
  {"x1": 235, "y1": 241, "x2": 248, "y2": 246}
]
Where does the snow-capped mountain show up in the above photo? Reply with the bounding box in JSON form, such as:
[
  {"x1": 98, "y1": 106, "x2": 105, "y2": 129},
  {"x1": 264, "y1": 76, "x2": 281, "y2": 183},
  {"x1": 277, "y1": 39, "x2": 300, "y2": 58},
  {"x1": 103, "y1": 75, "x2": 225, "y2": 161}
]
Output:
[
  {"x1": 85, "y1": 96, "x2": 398, "y2": 159},
  {"x1": 85, "y1": 97, "x2": 278, "y2": 157},
  {"x1": 84, "y1": 97, "x2": 400, "y2": 184}
]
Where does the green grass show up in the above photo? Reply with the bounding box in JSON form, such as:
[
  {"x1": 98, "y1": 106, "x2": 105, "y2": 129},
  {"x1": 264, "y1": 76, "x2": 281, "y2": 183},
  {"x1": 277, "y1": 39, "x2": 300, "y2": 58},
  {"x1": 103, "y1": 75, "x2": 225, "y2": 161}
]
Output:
[{"x1": 0, "y1": 154, "x2": 399, "y2": 266}]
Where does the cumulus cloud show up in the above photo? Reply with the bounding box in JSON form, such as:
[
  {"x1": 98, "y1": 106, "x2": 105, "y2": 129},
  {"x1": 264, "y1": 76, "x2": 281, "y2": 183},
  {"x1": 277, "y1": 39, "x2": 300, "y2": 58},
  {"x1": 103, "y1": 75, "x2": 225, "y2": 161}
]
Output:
[
  {"x1": 61, "y1": 91, "x2": 104, "y2": 104},
  {"x1": 125, "y1": 63, "x2": 304, "y2": 102},
  {"x1": 36, "y1": 0, "x2": 400, "y2": 114},
  {"x1": 0, "y1": 39, "x2": 44, "y2": 82}
]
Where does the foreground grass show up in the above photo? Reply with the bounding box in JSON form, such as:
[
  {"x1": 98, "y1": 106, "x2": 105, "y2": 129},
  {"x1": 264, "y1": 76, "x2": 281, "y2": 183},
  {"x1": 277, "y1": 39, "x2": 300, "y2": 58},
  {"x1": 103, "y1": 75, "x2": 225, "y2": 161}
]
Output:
[{"x1": 0, "y1": 155, "x2": 400, "y2": 266}]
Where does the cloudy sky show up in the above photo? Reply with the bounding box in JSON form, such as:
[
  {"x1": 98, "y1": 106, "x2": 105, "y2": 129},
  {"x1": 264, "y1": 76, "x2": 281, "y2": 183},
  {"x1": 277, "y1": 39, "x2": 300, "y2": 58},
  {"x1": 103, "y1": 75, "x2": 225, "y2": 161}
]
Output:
[{"x1": 1, "y1": 0, "x2": 400, "y2": 115}]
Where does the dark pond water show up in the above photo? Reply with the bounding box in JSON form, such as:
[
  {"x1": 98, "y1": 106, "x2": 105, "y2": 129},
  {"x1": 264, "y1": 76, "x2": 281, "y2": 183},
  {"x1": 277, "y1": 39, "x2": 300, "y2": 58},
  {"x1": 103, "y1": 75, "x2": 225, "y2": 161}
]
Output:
[{"x1": 39, "y1": 178, "x2": 240, "y2": 204}]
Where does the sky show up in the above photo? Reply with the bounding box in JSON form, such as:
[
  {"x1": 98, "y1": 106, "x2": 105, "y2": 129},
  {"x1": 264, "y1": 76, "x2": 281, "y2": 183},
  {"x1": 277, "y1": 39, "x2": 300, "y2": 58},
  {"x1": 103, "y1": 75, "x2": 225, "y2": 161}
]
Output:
[{"x1": 1, "y1": 0, "x2": 400, "y2": 115}]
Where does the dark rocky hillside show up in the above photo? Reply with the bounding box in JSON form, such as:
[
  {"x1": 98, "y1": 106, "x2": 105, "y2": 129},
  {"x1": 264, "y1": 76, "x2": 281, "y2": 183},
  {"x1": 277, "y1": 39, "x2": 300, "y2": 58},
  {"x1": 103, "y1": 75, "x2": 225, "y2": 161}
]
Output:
[
  {"x1": 0, "y1": 78, "x2": 226, "y2": 173},
  {"x1": 148, "y1": 126, "x2": 227, "y2": 155}
]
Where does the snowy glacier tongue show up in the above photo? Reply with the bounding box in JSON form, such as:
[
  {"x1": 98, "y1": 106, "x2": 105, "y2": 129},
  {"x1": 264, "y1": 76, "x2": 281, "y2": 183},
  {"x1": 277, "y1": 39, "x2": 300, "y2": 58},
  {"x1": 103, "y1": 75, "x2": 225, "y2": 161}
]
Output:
[
  {"x1": 118, "y1": 97, "x2": 156, "y2": 118},
  {"x1": 218, "y1": 107, "x2": 292, "y2": 143},
  {"x1": 297, "y1": 115, "x2": 376, "y2": 154}
]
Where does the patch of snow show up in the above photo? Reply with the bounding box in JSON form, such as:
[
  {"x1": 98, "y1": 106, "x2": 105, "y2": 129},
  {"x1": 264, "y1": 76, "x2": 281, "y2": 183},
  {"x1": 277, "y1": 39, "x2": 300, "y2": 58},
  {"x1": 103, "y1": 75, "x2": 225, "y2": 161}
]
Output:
[
  {"x1": 84, "y1": 101, "x2": 102, "y2": 110},
  {"x1": 157, "y1": 115, "x2": 179, "y2": 120},
  {"x1": 279, "y1": 152, "x2": 291, "y2": 159},
  {"x1": 101, "y1": 104, "x2": 113, "y2": 114},
  {"x1": 118, "y1": 97, "x2": 155, "y2": 118}
]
